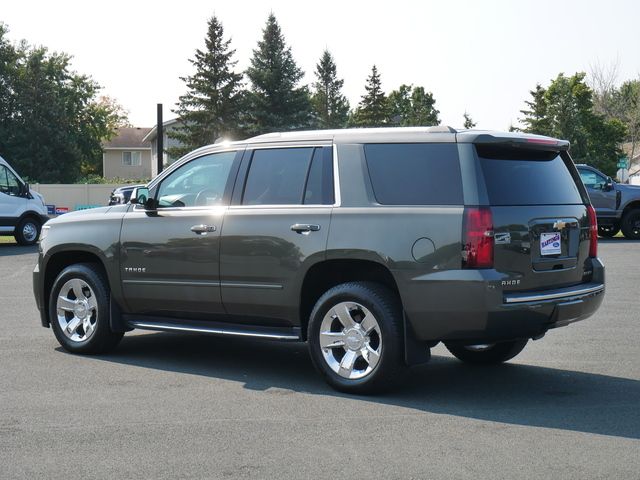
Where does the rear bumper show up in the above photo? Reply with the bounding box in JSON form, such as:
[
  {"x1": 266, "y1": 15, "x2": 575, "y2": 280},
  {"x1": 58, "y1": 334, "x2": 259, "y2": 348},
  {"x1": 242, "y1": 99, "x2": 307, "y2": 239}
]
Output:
[{"x1": 401, "y1": 257, "x2": 605, "y2": 342}]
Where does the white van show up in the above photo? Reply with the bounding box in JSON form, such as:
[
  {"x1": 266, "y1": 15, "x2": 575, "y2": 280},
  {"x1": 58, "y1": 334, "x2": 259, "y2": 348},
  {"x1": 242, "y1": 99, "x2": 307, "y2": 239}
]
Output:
[{"x1": 0, "y1": 155, "x2": 48, "y2": 245}]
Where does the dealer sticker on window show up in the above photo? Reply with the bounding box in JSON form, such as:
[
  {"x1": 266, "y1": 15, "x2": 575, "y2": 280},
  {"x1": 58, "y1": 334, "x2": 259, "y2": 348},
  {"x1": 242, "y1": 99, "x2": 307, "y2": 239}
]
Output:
[{"x1": 540, "y1": 232, "x2": 562, "y2": 256}]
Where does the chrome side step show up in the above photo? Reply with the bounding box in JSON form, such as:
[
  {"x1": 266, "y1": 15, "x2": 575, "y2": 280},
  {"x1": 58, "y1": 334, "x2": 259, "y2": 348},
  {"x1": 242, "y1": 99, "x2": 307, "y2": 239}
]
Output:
[{"x1": 124, "y1": 316, "x2": 301, "y2": 341}]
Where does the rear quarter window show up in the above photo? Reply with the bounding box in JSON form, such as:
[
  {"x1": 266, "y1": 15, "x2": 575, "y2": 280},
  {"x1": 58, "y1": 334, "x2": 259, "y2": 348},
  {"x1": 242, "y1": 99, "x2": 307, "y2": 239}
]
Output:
[
  {"x1": 363, "y1": 143, "x2": 462, "y2": 205},
  {"x1": 476, "y1": 145, "x2": 584, "y2": 206}
]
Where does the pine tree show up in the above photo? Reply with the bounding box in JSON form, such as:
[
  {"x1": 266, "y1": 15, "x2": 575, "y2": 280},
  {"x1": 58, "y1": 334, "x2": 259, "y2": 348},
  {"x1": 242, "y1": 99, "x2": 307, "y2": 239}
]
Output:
[
  {"x1": 311, "y1": 50, "x2": 349, "y2": 128},
  {"x1": 388, "y1": 84, "x2": 440, "y2": 126},
  {"x1": 463, "y1": 111, "x2": 476, "y2": 129},
  {"x1": 519, "y1": 84, "x2": 551, "y2": 135},
  {"x1": 352, "y1": 65, "x2": 389, "y2": 127},
  {"x1": 245, "y1": 13, "x2": 311, "y2": 134},
  {"x1": 169, "y1": 16, "x2": 244, "y2": 159}
]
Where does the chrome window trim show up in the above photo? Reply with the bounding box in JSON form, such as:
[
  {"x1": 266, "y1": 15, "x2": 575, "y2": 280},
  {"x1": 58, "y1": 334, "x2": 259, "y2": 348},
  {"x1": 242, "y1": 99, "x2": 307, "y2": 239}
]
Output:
[{"x1": 333, "y1": 143, "x2": 341, "y2": 207}]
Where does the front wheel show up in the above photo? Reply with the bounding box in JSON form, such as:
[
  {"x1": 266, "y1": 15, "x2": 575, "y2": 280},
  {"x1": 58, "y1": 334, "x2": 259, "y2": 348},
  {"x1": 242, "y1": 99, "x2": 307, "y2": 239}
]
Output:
[
  {"x1": 621, "y1": 209, "x2": 640, "y2": 240},
  {"x1": 49, "y1": 263, "x2": 123, "y2": 354},
  {"x1": 444, "y1": 339, "x2": 528, "y2": 365},
  {"x1": 307, "y1": 282, "x2": 405, "y2": 394},
  {"x1": 14, "y1": 216, "x2": 41, "y2": 245}
]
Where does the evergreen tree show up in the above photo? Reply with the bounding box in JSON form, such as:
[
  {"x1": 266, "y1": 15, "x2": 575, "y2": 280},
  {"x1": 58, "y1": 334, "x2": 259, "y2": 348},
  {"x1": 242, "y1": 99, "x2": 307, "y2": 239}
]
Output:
[
  {"x1": 519, "y1": 73, "x2": 626, "y2": 175},
  {"x1": 463, "y1": 111, "x2": 476, "y2": 129},
  {"x1": 245, "y1": 13, "x2": 311, "y2": 134},
  {"x1": 352, "y1": 65, "x2": 389, "y2": 127},
  {"x1": 311, "y1": 50, "x2": 349, "y2": 128},
  {"x1": 169, "y1": 16, "x2": 243, "y2": 158},
  {"x1": 388, "y1": 84, "x2": 440, "y2": 126}
]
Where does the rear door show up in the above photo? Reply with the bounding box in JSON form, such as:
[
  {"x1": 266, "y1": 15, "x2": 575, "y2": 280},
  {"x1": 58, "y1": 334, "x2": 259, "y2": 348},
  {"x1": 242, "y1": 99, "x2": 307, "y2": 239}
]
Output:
[
  {"x1": 219, "y1": 145, "x2": 334, "y2": 326},
  {"x1": 476, "y1": 145, "x2": 592, "y2": 292}
]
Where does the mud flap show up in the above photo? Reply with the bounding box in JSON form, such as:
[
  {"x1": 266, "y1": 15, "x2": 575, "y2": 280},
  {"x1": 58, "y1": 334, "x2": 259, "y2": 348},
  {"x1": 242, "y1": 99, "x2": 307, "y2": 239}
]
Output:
[{"x1": 404, "y1": 313, "x2": 431, "y2": 366}]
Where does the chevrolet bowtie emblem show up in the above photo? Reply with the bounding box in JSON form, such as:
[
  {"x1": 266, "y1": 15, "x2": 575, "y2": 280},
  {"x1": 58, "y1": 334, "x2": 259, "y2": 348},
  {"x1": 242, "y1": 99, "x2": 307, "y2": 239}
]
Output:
[{"x1": 553, "y1": 220, "x2": 567, "y2": 230}]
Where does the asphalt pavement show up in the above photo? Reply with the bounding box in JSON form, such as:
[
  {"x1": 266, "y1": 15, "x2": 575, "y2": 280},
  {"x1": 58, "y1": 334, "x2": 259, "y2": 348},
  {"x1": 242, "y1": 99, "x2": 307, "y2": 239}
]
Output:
[{"x1": 1, "y1": 240, "x2": 638, "y2": 479}]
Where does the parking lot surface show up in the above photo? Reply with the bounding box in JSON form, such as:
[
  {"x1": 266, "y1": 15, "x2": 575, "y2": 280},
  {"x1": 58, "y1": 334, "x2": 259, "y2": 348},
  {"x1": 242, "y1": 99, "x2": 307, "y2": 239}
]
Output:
[{"x1": 1, "y1": 240, "x2": 638, "y2": 479}]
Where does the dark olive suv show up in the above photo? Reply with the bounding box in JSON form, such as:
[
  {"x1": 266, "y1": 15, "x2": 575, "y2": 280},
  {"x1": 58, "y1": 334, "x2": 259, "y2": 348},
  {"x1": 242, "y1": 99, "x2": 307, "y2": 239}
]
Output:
[{"x1": 33, "y1": 127, "x2": 605, "y2": 393}]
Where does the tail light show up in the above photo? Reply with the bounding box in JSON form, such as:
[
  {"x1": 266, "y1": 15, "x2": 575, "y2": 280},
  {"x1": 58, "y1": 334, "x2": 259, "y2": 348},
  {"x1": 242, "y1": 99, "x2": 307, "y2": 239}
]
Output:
[
  {"x1": 587, "y1": 204, "x2": 598, "y2": 258},
  {"x1": 462, "y1": 207, "x2": 494, "y2": 268}
]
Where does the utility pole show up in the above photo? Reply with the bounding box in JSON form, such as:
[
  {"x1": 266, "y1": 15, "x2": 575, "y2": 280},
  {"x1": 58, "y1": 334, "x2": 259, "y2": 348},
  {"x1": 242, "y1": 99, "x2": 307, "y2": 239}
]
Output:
[{"x1": 156, "y1": 103, "x2": 163, "y2": 175}]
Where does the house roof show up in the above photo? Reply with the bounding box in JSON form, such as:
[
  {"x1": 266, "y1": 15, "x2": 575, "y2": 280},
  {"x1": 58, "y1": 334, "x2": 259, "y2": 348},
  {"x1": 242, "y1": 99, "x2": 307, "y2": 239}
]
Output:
[
  {"x1": 104, "y1": 127, "x2": 152, "y2": 149},
  {"x1": 141, "y1": 118, "x2": 181, "y2": 143}
]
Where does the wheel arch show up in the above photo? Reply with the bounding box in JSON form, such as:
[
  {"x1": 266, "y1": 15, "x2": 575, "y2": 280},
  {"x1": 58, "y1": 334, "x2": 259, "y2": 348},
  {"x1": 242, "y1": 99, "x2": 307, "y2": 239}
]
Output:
[{"x1": 621, "y1": 200, "x2": 640, "y2": 218}]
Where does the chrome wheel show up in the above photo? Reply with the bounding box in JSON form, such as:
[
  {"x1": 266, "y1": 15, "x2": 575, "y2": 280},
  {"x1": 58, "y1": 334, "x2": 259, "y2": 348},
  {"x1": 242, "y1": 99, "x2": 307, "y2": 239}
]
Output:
[
  {"x1": 22, "y1": 221, "x2": 38, "y2": 242},
  {"x1": 56, "y1": 279, "x2": 98, "y2": 342},
  {"x1": 319, "y1": 301, "x2": 382, "y2": 380}
]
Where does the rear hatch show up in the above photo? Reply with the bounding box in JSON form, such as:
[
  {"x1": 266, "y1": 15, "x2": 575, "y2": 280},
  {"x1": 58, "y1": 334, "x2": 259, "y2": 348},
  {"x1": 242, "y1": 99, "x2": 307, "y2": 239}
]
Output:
[{"x1": 476, "y1": 143, "x2": 593, "y2": 292}]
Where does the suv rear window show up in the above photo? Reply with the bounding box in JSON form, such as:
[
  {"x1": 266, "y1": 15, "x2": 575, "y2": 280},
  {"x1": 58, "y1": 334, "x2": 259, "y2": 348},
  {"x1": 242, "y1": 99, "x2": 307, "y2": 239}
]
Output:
[
  {"x1": 364, "y1": 143, "x2": 462, "y2": 205},
  {"x1": 476, "y1": 145, "x2": 583, "y2": 206}
]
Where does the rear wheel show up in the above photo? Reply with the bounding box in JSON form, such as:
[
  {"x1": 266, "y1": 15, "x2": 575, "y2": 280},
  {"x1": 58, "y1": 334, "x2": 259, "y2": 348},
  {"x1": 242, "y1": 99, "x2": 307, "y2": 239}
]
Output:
[
  {"x1": 49, "y1": 263, "x2": 123, "y2": 354},
  {"x1": 621, "y1": 209, "x2": 640, "y2": 240},
  {"x1": 307, "y1": 282, "x2": 405, "y2": 394},
  {"x1": 444, "y1": 339, "x2": 528, "y2": 364},
  {"x1": 14, "y1": 216, "x2": 40, "y2": 245},
  {"x1": 598, "y1": 224, "x2": 619, "y2": 238}
]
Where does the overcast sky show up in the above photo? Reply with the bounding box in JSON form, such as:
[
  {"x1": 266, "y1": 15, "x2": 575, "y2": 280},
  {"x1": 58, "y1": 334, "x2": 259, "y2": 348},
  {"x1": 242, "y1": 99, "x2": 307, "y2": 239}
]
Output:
[{"x1": 2, "y1": 0, "x2": 639, "y2": 130}]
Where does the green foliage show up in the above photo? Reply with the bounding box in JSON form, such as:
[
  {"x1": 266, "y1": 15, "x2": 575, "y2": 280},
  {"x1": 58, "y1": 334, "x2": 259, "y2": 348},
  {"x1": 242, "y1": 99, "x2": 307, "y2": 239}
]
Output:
[
  {"x1": 75, "y1": 174, "x2": 149, "y2": 184},
  {"x1": 388, "y1": 84, "x2": 440, "y2": 127},
  {"x1": 0, "y1": 23, "x2": 124, "y2": 183},
  {"x1": 311, "y1": 50, "x2": 349, "y2": 128},
  {"x1": 245, "y1": 14, "x2": 312, "y2": 135},
  {"x1": 168, "y1": 15, "x2": 244, "y2": 159},
  {"x1": 352, "y1": 65, "x2": 389, "y2": 127},
  {"x1": 463, "y1": 111, "x2": 476, "y2": 129},
  {"x1": 519, "y1": 73, "x2": 626, "y2": 175}
]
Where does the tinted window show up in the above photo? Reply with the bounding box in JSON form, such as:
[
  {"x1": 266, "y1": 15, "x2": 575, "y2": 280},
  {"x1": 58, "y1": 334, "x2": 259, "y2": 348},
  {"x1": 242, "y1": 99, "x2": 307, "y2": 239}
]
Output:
[
  {"x1": 0, "y1": 165, "x2": 21, "y2": 196},
  {"x1": 304, "y1": 148, "x2": 334, "y2": 205},
  {"x1": 477, "y1": 146, "x2": 583, "y2": 205},
  {"x1": 243, "y1": 148, "x2": 314, "y2": 205},
  {"x1": 156, "y1": 151, "x2": 236, "y2": 208},
  {"x1": 364, "y1": 143, "x2": 462, "y2": 205}
]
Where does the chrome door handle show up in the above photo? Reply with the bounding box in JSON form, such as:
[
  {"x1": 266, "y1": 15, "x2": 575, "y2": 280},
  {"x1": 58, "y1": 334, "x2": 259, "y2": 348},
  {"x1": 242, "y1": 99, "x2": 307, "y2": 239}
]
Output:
[
  {"x1": 291, "y1": 224, "x2": 321, "y2": 234},
  {"x1": 190, "y1": 224, "x2": 216, "y2": 235}
]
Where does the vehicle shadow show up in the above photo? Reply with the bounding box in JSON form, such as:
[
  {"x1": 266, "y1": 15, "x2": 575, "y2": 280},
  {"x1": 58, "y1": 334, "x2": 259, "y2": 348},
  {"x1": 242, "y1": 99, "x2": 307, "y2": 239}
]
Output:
[
  {"x1": 598, "y1": 237, "x2": 639, "y2": 244},
  {"x1": 0, "y1": 243, "x2": 38, "y2": 256},
  {"x1": 81, "y1": 332, "x2": 640, "y2": 440}
]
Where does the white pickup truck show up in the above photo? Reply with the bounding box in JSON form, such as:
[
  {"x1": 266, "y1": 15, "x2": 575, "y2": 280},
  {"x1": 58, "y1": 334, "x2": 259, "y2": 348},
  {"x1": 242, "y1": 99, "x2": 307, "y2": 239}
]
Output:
[{"x1": 0, "y1": 155, "x2": 48, "y2": 245}]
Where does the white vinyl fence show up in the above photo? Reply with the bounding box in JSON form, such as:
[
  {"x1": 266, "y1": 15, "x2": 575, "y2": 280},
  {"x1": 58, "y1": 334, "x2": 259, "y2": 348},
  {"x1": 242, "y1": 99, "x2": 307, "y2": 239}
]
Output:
[{"x1": 30, "y1": 184, "x2": 123, "y2": 215}]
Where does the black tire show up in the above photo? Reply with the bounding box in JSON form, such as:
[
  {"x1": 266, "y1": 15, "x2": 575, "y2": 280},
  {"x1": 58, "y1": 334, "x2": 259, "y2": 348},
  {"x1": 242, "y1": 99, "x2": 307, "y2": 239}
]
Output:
[
  {"x1": 598, "y1": 225, "x2": 619, "y2": 238},
  {"x1": 14, "y1": 216, "x2": 40, "y2": 245},
  {"x1": 621, "y1": 209, "x2": 640, "y2": 240},
  {"x1": 444, "y1": 339, "x2": 528, "y2": 365},
  {"x1": 307, "y1": 282, "x2": 405, "y2": 394},
  {"x1": 49, "y1": 263, "x2": 123, "y2": 354}
]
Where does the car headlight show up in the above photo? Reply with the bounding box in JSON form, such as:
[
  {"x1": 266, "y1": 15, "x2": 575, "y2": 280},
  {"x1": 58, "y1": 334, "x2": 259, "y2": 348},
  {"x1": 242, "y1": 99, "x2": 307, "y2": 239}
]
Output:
[{"x1": 40, "y1": 225, "x2": 50, "y2": 241}]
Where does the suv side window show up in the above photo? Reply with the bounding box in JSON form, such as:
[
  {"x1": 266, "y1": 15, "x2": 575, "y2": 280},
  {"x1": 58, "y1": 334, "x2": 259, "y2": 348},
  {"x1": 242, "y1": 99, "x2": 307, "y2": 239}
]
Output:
[
  {"x1": 0, "y1": 165, "x2": 21, "y2": 196},
  {"x1": 156, "y1": 151, "x2": 236, "y2": 208},
  {"x1": 363, "y1": 143, "x2": 463, "y2": 205},
  {"x1": 579, "y1": 168, "x2": 607, "y2": 190},
  {"x1": 242, "y1": 147, "x2": 321, "y2": 205}
]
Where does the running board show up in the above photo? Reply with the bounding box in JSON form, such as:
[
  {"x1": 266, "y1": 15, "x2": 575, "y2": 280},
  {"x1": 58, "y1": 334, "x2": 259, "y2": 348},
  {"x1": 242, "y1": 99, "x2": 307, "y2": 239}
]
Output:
[{"x1": 124, "y1": 315, "x2": 302, "y2": 341}]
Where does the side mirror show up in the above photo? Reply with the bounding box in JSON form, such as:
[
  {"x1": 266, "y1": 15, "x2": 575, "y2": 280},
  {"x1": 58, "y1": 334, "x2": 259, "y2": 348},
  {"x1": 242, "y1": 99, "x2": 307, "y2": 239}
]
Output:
[
  {"x1": 130, "y1": 187, "x2": 155, "y2": 210},
  {"x1": 22, "y1": 182, "x2": 33, "y2": 199},
  {"x1": 604, "y1": 177, "x2": 614, "y2": 192}
]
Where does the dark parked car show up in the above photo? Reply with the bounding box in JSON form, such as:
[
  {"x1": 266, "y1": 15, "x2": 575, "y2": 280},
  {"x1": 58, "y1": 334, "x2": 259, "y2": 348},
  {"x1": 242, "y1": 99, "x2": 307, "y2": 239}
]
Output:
[
  {"x1": 33, "y1": 127, "x2": 605, "y2": 393},
  {"x1": 576, "y1": 164, "x2": 640, "y2": 239},
  {"x1": 108, "y1": 184, "x2": 144, "y2": 206}
]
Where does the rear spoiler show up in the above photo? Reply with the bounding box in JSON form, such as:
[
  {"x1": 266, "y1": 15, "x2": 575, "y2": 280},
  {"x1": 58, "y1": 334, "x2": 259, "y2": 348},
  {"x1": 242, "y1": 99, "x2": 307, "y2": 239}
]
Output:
[{"x1": 458, "y1": 132, "x2": 570, "y2": 151}]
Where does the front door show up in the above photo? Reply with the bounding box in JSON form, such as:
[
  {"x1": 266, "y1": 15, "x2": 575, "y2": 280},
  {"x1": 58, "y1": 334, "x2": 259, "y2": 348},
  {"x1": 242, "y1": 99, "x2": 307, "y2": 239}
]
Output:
[
  {"x1": 0, "y1": 164, "x2": 26, "y2": 232},
  {"x1": 220, "y1": 145, "x2": 334, "y2": 326},
  {"x1": 578, "y1": 168, "x2": 617, "y2": 216},
  {"x1": 120, "y1": 149, "x2": 241, "y2": 319}
]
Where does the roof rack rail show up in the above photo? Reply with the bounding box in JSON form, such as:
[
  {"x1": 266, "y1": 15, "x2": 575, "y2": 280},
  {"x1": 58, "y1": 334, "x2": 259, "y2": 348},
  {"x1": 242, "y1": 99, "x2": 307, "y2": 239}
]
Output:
[{"x1": 425, "y1": 125, "x2": 457, "y2": 133}]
